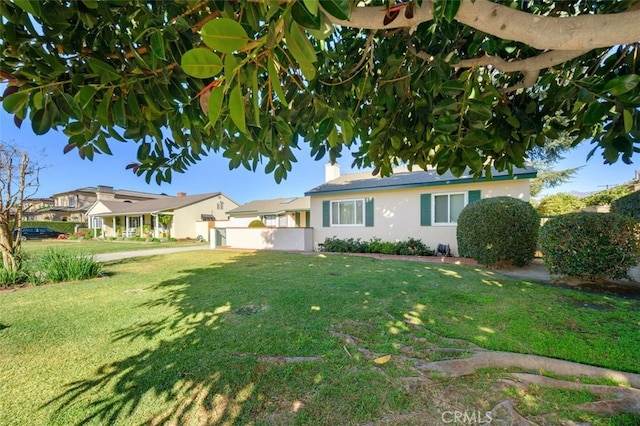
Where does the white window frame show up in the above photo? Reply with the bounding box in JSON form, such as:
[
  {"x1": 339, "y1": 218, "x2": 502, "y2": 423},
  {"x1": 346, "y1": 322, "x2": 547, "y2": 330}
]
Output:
[
  {"x1": 92, "y1": 217, "x2": 103, "y2": 229},
  {"x1": 432, "y1": 192, "x2": 467, "y2": 225},
  {"x1": 277, "y1": 215, "x2": 289, "y2": 227},
  {"x1": 263, "y1": 215, "x2": 276, "y2": 227},
  {"x1": 331, "y1": 199, "x2": 365, "y2": 227}
]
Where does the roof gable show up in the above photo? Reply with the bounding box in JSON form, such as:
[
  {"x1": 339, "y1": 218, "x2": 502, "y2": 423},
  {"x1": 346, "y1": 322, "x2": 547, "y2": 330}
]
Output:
[{"x1": 305, "y1": 166, "x2": 537, "y2": 195}]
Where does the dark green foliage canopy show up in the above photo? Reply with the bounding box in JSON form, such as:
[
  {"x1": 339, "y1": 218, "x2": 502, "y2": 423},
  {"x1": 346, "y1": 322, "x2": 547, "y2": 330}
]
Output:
[
  {"x1": 457, "y1": 196, "x2": 539, "y2": 267},
  {"x1": 1, "y1": 0, "x2": 639, "y2": 184}
]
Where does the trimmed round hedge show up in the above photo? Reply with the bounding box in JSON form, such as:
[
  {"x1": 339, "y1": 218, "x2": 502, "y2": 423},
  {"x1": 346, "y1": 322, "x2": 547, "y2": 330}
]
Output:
[
  {"x1": 539, "y1": 212, "x2": 640, "y2": 280},
  {"x1": 457, "y1": 196, "x2": 539, "y2": 267},
  {"x1": 248, "y1": 219, "x2": 265, "y2": 228}
]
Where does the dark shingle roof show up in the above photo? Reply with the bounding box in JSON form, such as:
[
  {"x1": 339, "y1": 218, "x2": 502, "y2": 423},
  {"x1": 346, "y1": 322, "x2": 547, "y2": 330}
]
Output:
[
  {"x1": 227, "y1": 197, "x2": 310, "y2": 216},
  {"x1": 305, "y1": 166, "x2": 537, "y2": 195},
  {"x1": 91, "y1": 193, "x2": 221, "y2": 215}
]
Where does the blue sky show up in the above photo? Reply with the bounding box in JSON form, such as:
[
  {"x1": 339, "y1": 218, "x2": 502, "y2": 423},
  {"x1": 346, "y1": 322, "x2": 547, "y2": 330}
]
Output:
[{"x1": 1, "y1": 110, "x2": 637, "y2": 203}]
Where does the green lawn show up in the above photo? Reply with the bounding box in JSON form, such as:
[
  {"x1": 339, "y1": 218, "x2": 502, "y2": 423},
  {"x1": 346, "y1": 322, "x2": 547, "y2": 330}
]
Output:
[
  {"x1": 1, "y1": 251, "x2": 638, "y2": 425},
  {"x1": 21, "y1": 239, "x2": 207, "y2": 255}
]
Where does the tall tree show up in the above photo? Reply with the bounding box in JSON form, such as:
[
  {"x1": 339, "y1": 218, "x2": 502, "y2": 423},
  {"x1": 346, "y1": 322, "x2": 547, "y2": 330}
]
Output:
[
  {"x1": 0, "y1": 142, "x2": 40, "y2": 271},
  {"x1": 1, "y1": 0, "x2": 639, "y2": 183},
  {"x1": 527, "y1": 124, "x2": 582, "y2": 197}
]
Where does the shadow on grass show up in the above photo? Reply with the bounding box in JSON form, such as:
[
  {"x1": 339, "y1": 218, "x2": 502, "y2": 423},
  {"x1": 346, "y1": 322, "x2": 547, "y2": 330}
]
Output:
[{"x1": 43, "y1": 251, "x2": 287, "y2": 425}]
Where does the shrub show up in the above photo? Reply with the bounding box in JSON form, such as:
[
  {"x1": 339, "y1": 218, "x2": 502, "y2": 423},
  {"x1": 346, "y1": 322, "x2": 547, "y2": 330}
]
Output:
[
  {"x1": 457, "y1": 196, "x2": 539, "y2": 267},
  {"x1": 536, "y1": 193, "x2": 585, "y2": 216},
  {"x1": 248, "y1": 219, "x2": 265, "y2": 228},
  {"x1": 36, "y1": 249, "x2": 103, "y2": 283},
  {"x1": 320, "y1": 237, "x2": 434, "y2": 256},
  {"x1": 611, "y1": 191, "x2": 640, "y2": 221},
  {"x1": 539, "y1": 212, "x2": 640, "y2": 280},
  {"x1": 583, "y1": 184, "x2": 633, "y2": 206}
]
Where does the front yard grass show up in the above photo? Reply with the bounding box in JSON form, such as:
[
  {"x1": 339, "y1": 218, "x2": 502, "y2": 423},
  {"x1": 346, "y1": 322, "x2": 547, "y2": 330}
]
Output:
[{"x1": 0, "y1": 251, "x2": 638, "y2": 425}]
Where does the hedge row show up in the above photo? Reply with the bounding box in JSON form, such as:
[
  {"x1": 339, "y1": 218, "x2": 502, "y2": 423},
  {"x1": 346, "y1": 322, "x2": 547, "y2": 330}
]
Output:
[
  {"x1": 321, "y1": 237, "x2": 434, "y2": 256},
  {"x1": 21, "y1": 221, "x2": 85, "y2": 234}
]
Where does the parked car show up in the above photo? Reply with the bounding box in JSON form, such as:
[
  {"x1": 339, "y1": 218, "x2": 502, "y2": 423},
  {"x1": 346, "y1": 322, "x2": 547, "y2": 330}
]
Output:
[{"x1": 14, "y1": 227, "x2": 68, "y2": 241}]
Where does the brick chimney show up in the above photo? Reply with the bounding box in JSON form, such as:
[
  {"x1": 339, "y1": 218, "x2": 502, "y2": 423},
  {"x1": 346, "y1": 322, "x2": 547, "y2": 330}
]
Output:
[{"x1": 177, "y1": 192, "x2": 187, "y2": 197}]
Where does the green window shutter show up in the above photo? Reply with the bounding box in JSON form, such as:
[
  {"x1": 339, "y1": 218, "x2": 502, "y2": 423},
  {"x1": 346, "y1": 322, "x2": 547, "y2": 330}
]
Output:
[
  {"x1": 305, "y1": 212, "x2": 310, "y2": 228},
  {"x1": 365, "y1": 197, "x2": 374, "y2": 227},
  {"x1": 468, "y1": 190, "x2": 481, "y2": 204},
  {"x1": 322, "y1": 201, "x2": 330, "y2": 227},
  {"x1": 420, "y1": 193, "x2": 431, "y2": 226},
  {"x1": 294, "y1": 212, "x2": 301, "y2": 227}
]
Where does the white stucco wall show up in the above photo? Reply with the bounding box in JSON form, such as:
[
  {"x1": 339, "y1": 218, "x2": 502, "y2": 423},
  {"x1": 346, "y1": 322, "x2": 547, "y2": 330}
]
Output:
[
  {"x1": 173, "y1": 194, "x2": 238, "y2": 239},
  {"x1": 309, "y1": 179, "x2": 531, "y2": 255},
  {"x1": 213, "y1": 227, "x2": 314, "y2": 251}
]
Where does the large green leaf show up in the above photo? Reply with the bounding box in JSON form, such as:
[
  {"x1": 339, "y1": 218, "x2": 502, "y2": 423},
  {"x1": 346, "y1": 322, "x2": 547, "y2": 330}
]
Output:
[
  {"x1": 150, "y1": 31, "x2": 166, "y2": 60},
  {"x1": 207, "y1": 88, "x2": 224, "y2": 125},
  {"x1": 583, "y1": 102, "x2": 606, "y2": 126},
  {"x1": 31, "y1": 108, "x2": 52, "y2": 135},
  {"x1": 267, "y1": 56, "x2": 288, "y2": 104},
  {"x1": 319, "y1": 0, "x2": 351, "y2": 20},
  {"x1": 292, "y1": 2, "x2": 321, "y2": 30},
  {"x1": 287, "y1": 23, "x2": 317, "y2": 64},
  {"x1": 74, "y1": 86, "x2": 96, "y2": 111},
  {"x1": 2, "y1": 91, "x2": 29, "y2": 114},
  {"x1": 201, "y1": 18, "x2": 249, "y2": 54},
  {"x1": 87, "y1": 58, "x2": 121, "y2": 84},
  {"x1": 229, "y1": 84, "x2": 247, "y2": 134},
  {"x1": 181, "y1": 49, "x2": 223, "y2": 78},
  {"x1": 604, "y1": 74, "x2": 640, "y2": 96}
]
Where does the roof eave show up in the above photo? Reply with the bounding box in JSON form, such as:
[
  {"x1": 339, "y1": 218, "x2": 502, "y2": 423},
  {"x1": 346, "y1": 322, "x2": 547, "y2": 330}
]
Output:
[{"x1": 305, "y1": 172, "x2": 538, "y2": 196}]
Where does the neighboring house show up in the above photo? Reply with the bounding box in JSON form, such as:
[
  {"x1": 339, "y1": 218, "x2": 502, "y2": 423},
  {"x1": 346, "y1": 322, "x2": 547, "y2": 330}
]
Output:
[
  {"x1": 87, "y1": 192, "x2": 238, "y2": 241},
  {"x1": 30, "y1": 185, "x2": 171, "y2": 222},
  {"x1": 305, "y1": 164, "x2": 537, "y2": 255},
  {"x1": 22, "y1": 197, "x2": 54, "y2": 221},
  {"x1": 225, "y1": 197, "x2": 311, "y2": 228}
]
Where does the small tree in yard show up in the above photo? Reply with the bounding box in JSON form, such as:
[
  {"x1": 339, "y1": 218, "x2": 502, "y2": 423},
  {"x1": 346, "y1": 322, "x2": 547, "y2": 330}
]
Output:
[
  {"x1": 0, "y1": 142, "x2": 40, "y2": 272},
  {"x1": 457, "y1": 197, "x2": 539, "y2": 267}
]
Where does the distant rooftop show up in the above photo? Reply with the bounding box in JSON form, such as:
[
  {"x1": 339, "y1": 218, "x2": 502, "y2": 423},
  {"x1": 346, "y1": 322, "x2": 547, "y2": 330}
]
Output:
[
  {"x1": 227, "y1": 197, "x2": 310, "y2": 216},
  {"x1": 52, "y1": 186, "x2": 172, "y2": 199}
]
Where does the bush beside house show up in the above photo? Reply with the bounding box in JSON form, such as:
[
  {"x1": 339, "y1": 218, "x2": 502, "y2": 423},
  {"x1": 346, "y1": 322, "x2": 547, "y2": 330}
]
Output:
[
  {"x1": 539, "y1": 212, "x2": 640, "y2": 281},
  {"x1": 321, "y1": 237, "x2": 434, "y2": 256},
  {"x1": 457, "y1": 197, "x2": 539, "y2": 267}
]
